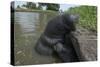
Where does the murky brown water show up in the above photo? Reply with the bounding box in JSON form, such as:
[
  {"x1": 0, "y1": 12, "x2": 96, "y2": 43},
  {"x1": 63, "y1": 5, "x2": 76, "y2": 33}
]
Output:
[{"x1": 14, "y1": 12, "x2": 59, "y2": 65}]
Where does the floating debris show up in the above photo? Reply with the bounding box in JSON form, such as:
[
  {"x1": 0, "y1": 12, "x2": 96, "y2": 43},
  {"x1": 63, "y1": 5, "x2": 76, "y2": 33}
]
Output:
[{"x1": 17, "y1": 51, "x2": 22, "y2": 54}]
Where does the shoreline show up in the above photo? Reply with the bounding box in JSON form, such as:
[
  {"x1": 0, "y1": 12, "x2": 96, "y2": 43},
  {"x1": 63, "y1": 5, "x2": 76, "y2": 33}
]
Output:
[{"x1": 15, "y1": 9, "x2": 59, "y2": 13}]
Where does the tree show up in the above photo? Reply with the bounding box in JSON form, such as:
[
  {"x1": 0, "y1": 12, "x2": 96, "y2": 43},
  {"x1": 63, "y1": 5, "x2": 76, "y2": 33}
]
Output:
[
  {"x1": 46, "y1": 4, "x2": 60, "y2": 11},
  {"x1": 38, "y1": 3, "x2": 60, "y2": 11},
  {"x1": 22, "y1": 2, "x2": 36, "y2": 9},
  {"x1": 38, "y1": 3, "x2": 48, "y2": 10},
  {"x1": 17, "y1": 5, "x2": 20, "y2": 8},
  {"x1": 22, "y1": 4, "x2": 26, "y2": 7}
]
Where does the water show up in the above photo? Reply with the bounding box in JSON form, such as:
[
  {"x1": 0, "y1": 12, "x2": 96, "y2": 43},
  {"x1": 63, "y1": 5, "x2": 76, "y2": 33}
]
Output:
[{"x1": 14, "y1": 12, "x2": 59, "y2": 65}]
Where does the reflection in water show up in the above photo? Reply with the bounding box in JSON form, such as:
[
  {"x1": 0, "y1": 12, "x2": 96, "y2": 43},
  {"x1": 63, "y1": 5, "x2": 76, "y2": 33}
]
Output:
[
  {"x1": 15, "y1": 12, "x2": 39, "y2": 33},
  {"x1": 14, "y1": 12, "x2": 59, "y2": 65}
]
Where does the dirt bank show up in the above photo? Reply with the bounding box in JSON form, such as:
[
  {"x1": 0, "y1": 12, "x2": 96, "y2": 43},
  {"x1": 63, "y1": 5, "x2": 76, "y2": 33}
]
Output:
[{"x1": 73, "y1": 26, "x2": 97, "y2": 61}]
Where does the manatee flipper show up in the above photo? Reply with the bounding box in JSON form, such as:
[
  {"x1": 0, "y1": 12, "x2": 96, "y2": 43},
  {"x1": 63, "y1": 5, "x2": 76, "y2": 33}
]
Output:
[
  {"x1": 53, "y1": 42, "x2": 79, "y2": 62},
  {"x1": 35, "y1": 41, "x2": 53, "y2": 56}
]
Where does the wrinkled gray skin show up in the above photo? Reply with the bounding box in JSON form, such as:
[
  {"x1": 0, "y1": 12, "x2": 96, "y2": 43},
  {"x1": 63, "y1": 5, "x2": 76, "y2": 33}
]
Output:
[{"x1": 35, "y1": 13, "x2": 79, "y2": 62}]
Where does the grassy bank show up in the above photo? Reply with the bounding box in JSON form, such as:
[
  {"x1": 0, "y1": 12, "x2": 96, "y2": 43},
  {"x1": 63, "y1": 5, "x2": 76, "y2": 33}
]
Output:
[
  {"x1": 65, "y1": 6, "x2": 97, "y2": 32},
  {"x1": 15, "y1": 8, "x2": 58, "y2": 14}
]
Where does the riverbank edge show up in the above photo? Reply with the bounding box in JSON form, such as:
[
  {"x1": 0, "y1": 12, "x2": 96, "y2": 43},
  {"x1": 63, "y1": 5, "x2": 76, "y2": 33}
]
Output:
[{"x1": 15, "y1": 9, "x2": 59, "y2": 14}]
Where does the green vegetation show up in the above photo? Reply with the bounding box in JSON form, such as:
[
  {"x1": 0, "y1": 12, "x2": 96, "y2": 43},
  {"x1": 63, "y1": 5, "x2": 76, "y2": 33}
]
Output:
[
  {"x1": 65, "y1": 6, "x2": 97, "y2": 32},
  {"x1": 17, "y1": 5, "x2": 20, "y2": 8},
  {"x1": 38, "y1": 3, "x2": 60, "y2": 11},
  {"x1": 21, "y1": 2, "x2": 60, "y2": 11},
  {"x1": 22, "y1": 2, "x2": 36, "y2": 9}
]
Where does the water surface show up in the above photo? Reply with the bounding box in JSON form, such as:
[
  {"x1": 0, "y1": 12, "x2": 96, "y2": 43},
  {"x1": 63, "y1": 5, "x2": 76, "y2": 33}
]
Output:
[{"x1": 14, "y1": 12, "x2": 59, "y2": 65}]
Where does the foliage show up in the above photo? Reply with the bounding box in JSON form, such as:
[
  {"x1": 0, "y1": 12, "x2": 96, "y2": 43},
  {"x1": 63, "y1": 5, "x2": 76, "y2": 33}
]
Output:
[
  {"x1": 38, "y1": 3, "x2": 60, "y2": 11},
  {"x1": 17, "y1": 5, "x2": 20, "y2": 8},
  {"x1": 22, "y1": 2, "x2": 59, "y2": 11},
  {"x1": 22, "y1": 2, "x2": 36, "y2": 9},
  {"x1": 65, "y1": 6, "x2": 97, "y2": 32},
  {"x1": 46, "y1": 4, "x2": 60, "y2": 11}
]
